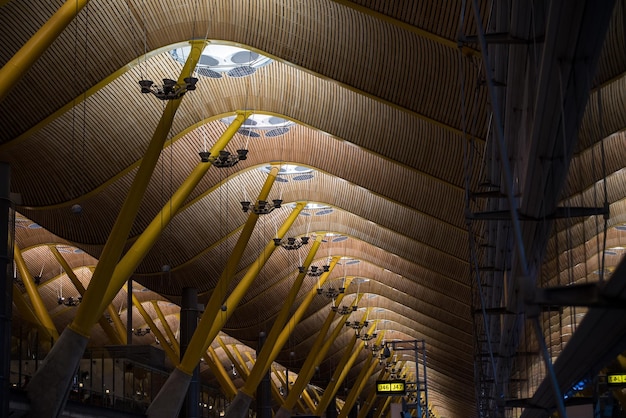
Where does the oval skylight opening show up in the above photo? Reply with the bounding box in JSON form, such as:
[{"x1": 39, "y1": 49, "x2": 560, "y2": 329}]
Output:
[{"x1": 170, "y1": 44, "x2": 272, "y2": 77}]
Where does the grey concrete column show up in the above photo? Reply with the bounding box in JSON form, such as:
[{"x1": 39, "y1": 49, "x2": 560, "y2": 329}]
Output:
[
  {"x1": 256, "y1": 331, "x2": 271, "y2": 418},
  {"x1": 181, "y1": 287, "x2": 199, "y2": 418},
  {"x1": 0, "y1": 162, "x2": 12, "y2": 418}
]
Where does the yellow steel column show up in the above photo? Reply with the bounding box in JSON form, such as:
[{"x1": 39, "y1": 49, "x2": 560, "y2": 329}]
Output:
[
  {"x1": 11, "y1": 283, "x2": 49, "y2": 338},
  {"x1": 179, "y1": 203, "x2": 306, "y2": 374},
  {"x1": 88, "y1": 265, "x2": 127, "y2": 343},
  {"x1": 0, "y1": 0, "x2": 88, "y2": 103},
  {"x1": 335, "y1": 322, "x2": 377, "y2": 386},
  {"x1": 338, "y1": 333, "x2": 385, "y2": 418},
  {"x1": 72, "y1": 40, "x2": 207, "y2": 337},
  {"x1": 131, "y1": 293, "x2": 179, "y2": 365},
  {"x1": 339, "y1": 360, "x2": 377, "y2": 418},
  {"x1": 152, "y1": 301, "x2": 180, "y2": 356},
  {"x1": 206, "y1": 347, "x2": 237, "y2": 399},
  {"x1": 50, "y1": 246, "x2": 123, "y2": 345},
  {"x1": 282, "y1": 291, "x2": 360, "y2": 413},
  {"x1": 357, "y1": 364, "x2": 389, "y2": 418},
  {"x1": 268, "y1": 257, "x2": 341, "y2": 365},
  {"x1": 300, "y1": 389, "x2": 317, "y2": 412},
  {"x1": 100, "y1": 114, "x2": 256, "y2": 310},
  {"x1": 13, "y1": 245, "x2": 59, "y2": 341},
  {"x1": 315, "y1": 322, "x2": 377, "y2": 415},
  {"x1": 315, "y1": 333, "x2": 359, "y2": 416},
  {"x1": 241, "y1": 235, "x2": 324, "y2": 397},
  {"x1": 274, "y1": 366, "x2": 308, "y2": 412},
  {"x1": 217, "y1": 337, "x2": 246, "y2": 379},
  {"x1": 247, "y1": 351, "x2": 294, "y2": 409},
  {"x1": 375, "y1": 396, "x2": 392, "y2": 418},
  {"x1": 233, "y1": 345, "x2": 252, "y2": 377}
]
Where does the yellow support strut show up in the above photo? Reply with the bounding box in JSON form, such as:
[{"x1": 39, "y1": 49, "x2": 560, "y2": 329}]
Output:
[
  {"x1": 0, "y1": 0, "x2": 88, "y2": 103},
  {"x1": 241, "y1": 236, "x2": 324, "y2": 397},
  {"x1": 50, "y1": 245, "x2": 123, "y2": 345},
  {"x1": 13, "y1": 245, "x2": 59, "y2": 341},
  {"x1": 99, "y1": 110, "x2": 250, "y2": 313},
  {"x1": 178, "y1": 202, "x2": 306, "y2": 375},
  {"x1": 315, "y1": 321, "x2": 378, "y2": 416},
  {"x1": 217, "y1": 338, "x2": 247, "y2": 379},
  {"x1": 11, "y1": 283, "x2": 50, "y2": 340},
  {"x1": 151, "y1": 301, "x2": 180, "y2": 357},
  {"x1": 131, "y1": 292, "x2": 179, "y2": 365},
  {"x1": 71, "y1": 40, "x2": 207, "y2": 337},
  {"x1": 206, "y1": 347, "x2": 238, "y2": 399},
  {"x1": 338, "y1": 332, "x2": 385, "y2": 418},
  {"x1": 283, "y1": 289, "x2": 361, "y2": 411},
  {"x1": 270, "y1": 258, "x2": 343, "y2": 367}
]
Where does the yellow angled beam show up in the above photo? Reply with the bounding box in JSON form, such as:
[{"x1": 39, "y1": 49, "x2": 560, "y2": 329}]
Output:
[
  {"x1": 131, "y1": 293, "x2": 179, "y2": 365},
  {"x1": 338, "y1": 332, "x2": 385, "y2": 418},
  {"x1": 151, "y1": 301, "x2": 180, "y2": 356},
  {"x1": 329, "y1": 0, "x2": 479, "y2": 56},
  {"x1": 217, "y1": 338, "x2": 246, "y2": 378},
  {"x1": 334, "y1": 322, "x2": 377, "y2": 386},
  {"x1": 179, "y1": 202, "x2": 306, "y2": 375},
  {"x1": 339, "y1": 359, "x2": 378, "y2": 418},
  {"x1": 206, "y1": 347, "x2": 238, "y2": 400},
  {"x1": 72, "y1": 40, "x2": 207, "y2": 337},
  {"x1": 99, "y1": 110, "x2": 250, "y2": 312},
  {"x1": 175, "y1": 166, "x2": 280, "y2": 373},
  {"x1": 375, "y1": 396, "x2": 392, "y2": 418},
  {"x1": 243, "y1": 351, "x2": 256, "y2": 371},
  {"x1": 13, "y1": 245, "x2": 59, "y2": 341},
  {"x1": 315, "y1": 332, "x2": 359, "y2": 415},
  {"x1": 284, "y1": 292, "x2": 364, "y2": 413},
  {"x1": 11, "y1": 283, "x2": 50, "y2": 339},
  {"x1": 232, "y1": 345, "x2": 252, "y2": 377},
  {"x1": 241, "y1": 235, "x2": 324, "y2": 397},
  {"x1": 283, "y1": 285, "x2": 353, "y2": 410},
  {"x1": 315, "y1": 321, "x2": 377, "y2": 415},
  {"x1": 357, "y1": 362, "x2": 390, "y2": 418},
  {"x1": 0, "y1": 0, "x2": 88, "y2": 103},
  {"x1": 50, "y1": 246, "x2": 123, "y2": 345},
  {"x1": 301, "y1": 389, "x2": 317, "y2": 412},
  {"x1": 269, "y1": 256, "x2": 342, "y2": 366}
]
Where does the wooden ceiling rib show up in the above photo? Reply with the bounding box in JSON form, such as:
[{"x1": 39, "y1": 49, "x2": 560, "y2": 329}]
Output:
[{"x1": 4, "y1": 1, "x2": 625, "y2": 417}]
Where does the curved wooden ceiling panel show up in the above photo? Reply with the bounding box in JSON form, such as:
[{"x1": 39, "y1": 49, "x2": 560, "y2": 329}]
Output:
[{"x1": 4, "y1": 1, "x2": 625, "y2": 418}]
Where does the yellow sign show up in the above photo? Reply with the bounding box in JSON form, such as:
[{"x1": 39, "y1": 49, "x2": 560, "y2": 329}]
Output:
[
  {"x1": 376, "y1": 380, "x2": 406, "y2": 396},
  {"x1": 608, "y1": 374, "x2": 626, "y2": 385}
]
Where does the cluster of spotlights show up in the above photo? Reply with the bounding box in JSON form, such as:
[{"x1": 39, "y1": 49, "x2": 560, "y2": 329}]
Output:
[
  {"x1": 241, "y1": 199, "x2": 283, "y2": 214},
  {"x1": 138, "y1": 77, "x2": 198, "y2": 100}
]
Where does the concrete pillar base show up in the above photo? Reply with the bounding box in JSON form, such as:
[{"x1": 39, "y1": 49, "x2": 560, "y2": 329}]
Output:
[
  {"x1": 26, "y1": 327, "x2": 88, "y2": 418},
  {"x1": 274, "y1": 406, "x2": 293, "y2": 418},
  {"x1": 225, "y1": 390, "x2": 254, "y2": 418},
  {"x1": 146, "y1": 367, "x2": 192, "y2": 418}
]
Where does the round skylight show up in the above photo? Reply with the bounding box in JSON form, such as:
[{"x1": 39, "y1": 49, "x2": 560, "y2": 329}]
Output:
[
  {"x1": 170, "y1": 44, "x2": 272, "y2": 78},
  {"x1": 260, "y1": 164, "x2": 312, "y2": 175},
  {"x1": 221, "y1": 114, "x2": 295, "y2": 137},
  {"x1": 222, "y1": 114, "x2": 294, "y2": 130}
]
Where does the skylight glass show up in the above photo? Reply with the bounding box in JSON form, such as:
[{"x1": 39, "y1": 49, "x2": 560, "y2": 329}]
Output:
[{"x1": 170, "y1": 44, "x2": 272, "y2": 78}]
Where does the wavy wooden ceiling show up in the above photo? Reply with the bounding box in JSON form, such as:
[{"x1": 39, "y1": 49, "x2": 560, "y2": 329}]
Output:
[{"x1": 2, "y1": 1, "x2": 626, "y2": 417}]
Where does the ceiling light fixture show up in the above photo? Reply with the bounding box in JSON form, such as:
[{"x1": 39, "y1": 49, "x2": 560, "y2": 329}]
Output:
[
  {"x1": 199, "y1": 149, "x2": 249, "y2": 166},
  {"x1": 57, "y1": 295, "x2": 82, "y2": 306},
  {"x1": 273, "y1": 236, "x2": 310, "y2": 250},
  {"x1": 240, "y1": 199, "x2": 282, "y2": 215},
  {"x1": 299, "y1": 264, "x2": 329, "y2": 277},
  {"x1": 132, "y1": 328, "x2": 151, "y2": 336},
  {"x1": 138, "y1": 77, "x2": 198, "y2": 100}
]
